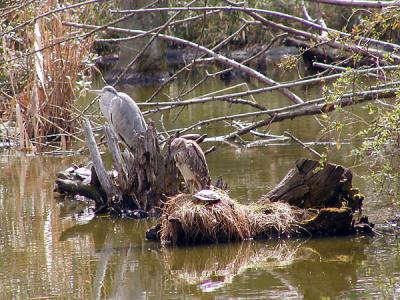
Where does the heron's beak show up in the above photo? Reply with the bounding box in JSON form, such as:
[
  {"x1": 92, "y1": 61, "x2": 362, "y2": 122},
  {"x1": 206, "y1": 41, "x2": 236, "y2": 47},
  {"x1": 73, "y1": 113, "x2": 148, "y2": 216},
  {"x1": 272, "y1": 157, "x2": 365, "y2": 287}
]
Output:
[{"x1": 89, "y1": 89, "x2": 102, "y2": 95}]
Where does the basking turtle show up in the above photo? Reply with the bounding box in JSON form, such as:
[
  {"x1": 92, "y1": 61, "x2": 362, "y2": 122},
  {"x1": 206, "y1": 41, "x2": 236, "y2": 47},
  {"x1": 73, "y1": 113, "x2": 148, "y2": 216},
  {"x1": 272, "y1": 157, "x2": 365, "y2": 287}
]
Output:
[{"x1": 192, "y1": 189, "x2": 221, "y2": 204}]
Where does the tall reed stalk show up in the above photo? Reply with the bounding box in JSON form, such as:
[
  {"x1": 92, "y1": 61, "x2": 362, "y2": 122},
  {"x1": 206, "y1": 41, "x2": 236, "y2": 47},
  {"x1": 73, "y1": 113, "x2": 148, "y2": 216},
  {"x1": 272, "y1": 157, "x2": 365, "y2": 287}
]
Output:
[{"x1": 1, "y1": 0, "x2": 94, "y2": 151}]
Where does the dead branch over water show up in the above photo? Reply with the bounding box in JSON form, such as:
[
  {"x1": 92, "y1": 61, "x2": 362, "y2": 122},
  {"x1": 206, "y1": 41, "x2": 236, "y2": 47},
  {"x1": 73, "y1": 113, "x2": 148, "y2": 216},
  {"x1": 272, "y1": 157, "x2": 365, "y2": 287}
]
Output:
[{"x1": 307, "y1": 0, "x2": 400, "y2": 8}]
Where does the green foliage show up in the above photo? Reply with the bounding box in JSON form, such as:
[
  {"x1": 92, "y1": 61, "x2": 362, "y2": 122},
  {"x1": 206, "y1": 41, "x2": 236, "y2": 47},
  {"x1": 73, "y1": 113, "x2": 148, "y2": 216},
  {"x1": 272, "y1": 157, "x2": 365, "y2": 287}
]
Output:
[
  {"x1": 278, "y1": 54, "x2": 299, "y2": 70},
  {"x1": 353, "y1": 98, "x2": 400, "y2": 202}
]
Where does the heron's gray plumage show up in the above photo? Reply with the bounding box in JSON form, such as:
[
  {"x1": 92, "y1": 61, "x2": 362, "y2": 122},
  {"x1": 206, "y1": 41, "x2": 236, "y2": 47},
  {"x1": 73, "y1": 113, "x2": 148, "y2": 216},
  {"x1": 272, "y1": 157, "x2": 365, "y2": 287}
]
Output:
[
  {"x1": 170, "y1": 137, "x2": 210, "y2": 192},
  {"x1": 99, "y1": 86, "x2": 147, "y2": 149}
]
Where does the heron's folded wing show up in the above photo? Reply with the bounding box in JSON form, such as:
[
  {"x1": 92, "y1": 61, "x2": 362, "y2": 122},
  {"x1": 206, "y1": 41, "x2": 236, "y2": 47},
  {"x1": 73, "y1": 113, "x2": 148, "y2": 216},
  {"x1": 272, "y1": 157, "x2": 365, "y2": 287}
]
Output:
[
  {"x1": 118, "y1": 92, "x2": 148, "y2": 132},
  {"x1": 99, "y1": 94, "x2": 118, "y2": 122},
  {"x1": 109, "y1": 96, "x2": 147, "y2": 149},
  {"x1": 187, "y1": 142, "x2": 210, "y2": 184}
]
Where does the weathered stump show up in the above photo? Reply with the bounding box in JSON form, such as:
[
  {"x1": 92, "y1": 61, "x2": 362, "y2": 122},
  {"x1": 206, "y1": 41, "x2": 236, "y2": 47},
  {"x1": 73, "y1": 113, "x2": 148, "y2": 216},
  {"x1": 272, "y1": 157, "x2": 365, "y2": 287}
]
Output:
[
  {"x1": 54, "y1": 120, "x2": 180, "y2": 215},
  {"x1": 121, "y1": 124, "x2": 180, "y2": 211},
  {"x1": 265, "y1": 158, "x2": 362, "y2": 212}
]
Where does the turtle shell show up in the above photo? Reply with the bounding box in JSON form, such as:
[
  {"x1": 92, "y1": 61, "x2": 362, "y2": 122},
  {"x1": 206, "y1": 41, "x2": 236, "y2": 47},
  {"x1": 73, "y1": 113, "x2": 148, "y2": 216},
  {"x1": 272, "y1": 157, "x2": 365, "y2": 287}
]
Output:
[{"x1": 192, "y1": 189, "x2": 221, "y2": 203}]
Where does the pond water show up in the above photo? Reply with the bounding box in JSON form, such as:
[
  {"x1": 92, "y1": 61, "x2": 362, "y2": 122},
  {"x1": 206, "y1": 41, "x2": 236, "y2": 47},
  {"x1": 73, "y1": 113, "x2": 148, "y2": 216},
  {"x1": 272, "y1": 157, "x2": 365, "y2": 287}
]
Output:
[{"x1": 0, "y1": 65, "x2": 399, "y2": 299}]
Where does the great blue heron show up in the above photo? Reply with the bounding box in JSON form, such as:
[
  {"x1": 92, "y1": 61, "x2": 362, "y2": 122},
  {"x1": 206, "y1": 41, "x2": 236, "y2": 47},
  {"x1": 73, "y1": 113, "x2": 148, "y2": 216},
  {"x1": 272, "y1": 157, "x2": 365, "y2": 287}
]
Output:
[
  {"x1": 170, "y1": 137, "x2": 210, "y2": 193},
  {"x1": 92, "y1": 85, "x2": 147, "y2": 149}
]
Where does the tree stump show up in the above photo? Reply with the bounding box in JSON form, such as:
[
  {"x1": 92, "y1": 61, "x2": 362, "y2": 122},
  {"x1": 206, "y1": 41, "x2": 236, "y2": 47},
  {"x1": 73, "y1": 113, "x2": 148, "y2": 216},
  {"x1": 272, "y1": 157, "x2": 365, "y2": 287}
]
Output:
[
  {"x1": 55, "y1": 120, "x2": 180, "y2": 215},
  {"x1": 265, "y1": 158, "x2": 360, "y2": 210}
]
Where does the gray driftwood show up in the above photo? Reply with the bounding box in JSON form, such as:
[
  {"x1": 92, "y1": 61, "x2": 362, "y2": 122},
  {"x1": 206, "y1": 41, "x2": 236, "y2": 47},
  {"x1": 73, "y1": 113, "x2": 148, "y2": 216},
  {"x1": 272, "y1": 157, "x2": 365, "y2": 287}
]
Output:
[
  {"x1": 266, "y1": 158, "x2": 360, "y2": 210},
  {"x1": 84, "y1": 118, "x2": 120, "y2": 204},
  {"x1": 81, "y1": 120, "x2": 180, "y2": 213}
]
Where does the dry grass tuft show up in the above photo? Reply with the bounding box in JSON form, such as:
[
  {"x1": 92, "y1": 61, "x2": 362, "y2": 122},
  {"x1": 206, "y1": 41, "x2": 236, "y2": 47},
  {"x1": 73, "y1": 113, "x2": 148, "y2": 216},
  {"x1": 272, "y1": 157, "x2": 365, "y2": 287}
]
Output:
[
  {"x1": 161, "y1": 191, "x2": 253, "y2": 246},
  {"x1": 160, "y1": 191, "x2": 306, "y2": 246},
  {"x1": 249, "y1": 199, "x2": 306, "y2": 238}
]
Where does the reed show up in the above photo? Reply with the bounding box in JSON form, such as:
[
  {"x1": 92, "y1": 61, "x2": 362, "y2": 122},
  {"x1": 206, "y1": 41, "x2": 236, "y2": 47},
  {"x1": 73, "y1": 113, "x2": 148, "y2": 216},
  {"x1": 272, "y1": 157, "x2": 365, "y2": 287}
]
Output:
[{"x1": 1, "y1": 0, "x2": 94, "y2": 151}]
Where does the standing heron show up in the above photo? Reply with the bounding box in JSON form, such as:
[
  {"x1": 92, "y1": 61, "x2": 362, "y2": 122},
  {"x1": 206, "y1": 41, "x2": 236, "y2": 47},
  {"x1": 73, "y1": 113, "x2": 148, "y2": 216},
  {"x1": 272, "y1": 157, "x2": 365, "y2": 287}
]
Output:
[
  {"x1": 170, "y1": 137, "x2": 211, "y2": 193},
  {"x1": 93, "y1": 86, "x2": 147, "y2": 149}
]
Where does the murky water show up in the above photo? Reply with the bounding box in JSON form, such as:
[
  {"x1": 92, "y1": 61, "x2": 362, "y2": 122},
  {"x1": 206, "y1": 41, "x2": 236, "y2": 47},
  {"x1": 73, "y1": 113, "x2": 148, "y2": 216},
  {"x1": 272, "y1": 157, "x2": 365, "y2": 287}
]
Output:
[{"x1": 1, "y1": 66, "x2": 399, "y2": 299}]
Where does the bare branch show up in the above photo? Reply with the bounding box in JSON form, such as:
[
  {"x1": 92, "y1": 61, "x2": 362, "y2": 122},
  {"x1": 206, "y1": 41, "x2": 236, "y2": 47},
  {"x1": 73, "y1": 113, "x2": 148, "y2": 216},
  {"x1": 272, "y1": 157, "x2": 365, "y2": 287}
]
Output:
[
  {"x1": 95, "y1": 10, "x2": 221, "y2": 43},
  {"x1": 64, "y1": 21, "x2": 304, "y2": 104},
  {"x1": 224, "y1": 87, "x2": 399, "y2": 140},
  {"x1": 112, "y1": 0, "x2": 199, "y2": 85},
  {"x1": 284, "y1": 131, "x2": 323, "y2": 158},
  {"x1": 111, "y1": 5, "x2": 400, "y2": 53},
  {"x1": 306, "y1": 0, "x2": 400, "y2": 8},
  {"x1": 139, "y1": 64, "x2": 400, "y2": 116},
  {"x1": 157, "y1": 87, "x2": 398, "y2": 141}
]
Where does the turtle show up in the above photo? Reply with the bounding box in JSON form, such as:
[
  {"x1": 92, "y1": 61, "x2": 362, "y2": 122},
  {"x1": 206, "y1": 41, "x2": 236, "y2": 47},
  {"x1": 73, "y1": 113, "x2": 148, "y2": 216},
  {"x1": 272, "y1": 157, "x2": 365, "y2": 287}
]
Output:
[{"x1": 192, "y1": 189, "x2": 221, "y2": 204}]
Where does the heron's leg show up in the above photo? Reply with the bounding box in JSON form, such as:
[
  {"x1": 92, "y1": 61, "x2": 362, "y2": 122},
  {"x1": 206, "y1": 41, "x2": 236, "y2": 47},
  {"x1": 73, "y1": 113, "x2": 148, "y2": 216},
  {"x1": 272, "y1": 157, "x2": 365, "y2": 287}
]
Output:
[
  {"x1": 187, "y1": 180, "x2": 195, "y2": 194},
  {"x1": 182, "y1": 178, "x2": 190, "y2": 194},
  {"x1": 195, "y1": 181, "x2": 202, "y2": 192}
]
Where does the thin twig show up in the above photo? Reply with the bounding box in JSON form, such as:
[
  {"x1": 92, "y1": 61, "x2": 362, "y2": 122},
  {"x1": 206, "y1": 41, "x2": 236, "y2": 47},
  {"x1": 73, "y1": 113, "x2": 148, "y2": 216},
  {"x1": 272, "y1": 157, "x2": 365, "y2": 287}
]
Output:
[
  {"x1": 158, "y1": 86, "x2": 398, "y2": 142},
  {"x1": 64, "y1": 21, "x2": 304, "y2": 104},
  {"x1": 306, "y1": 0, "x2": 400, "y2": 8},
  {"x1": 111, "y1": 5, "x2": 400, "y2": 53},
  {"x1": 113, "y1": 0, "x2": 199, "y2": 85},
  {"x1": 284, "y1": 131, "x2": 323, "y2": 158},
  {"x1": 95, "y1": 11, "x2": 220, "y2": 43},
  {"x1": 0, "y1": 0, "x2": 103, "y2": 38}
]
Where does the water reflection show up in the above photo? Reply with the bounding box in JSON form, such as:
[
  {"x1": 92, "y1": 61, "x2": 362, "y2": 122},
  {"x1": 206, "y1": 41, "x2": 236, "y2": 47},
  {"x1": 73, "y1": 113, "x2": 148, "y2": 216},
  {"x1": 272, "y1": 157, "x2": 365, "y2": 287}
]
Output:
[
  {"x1": 0, "y1": 154, "x2": 93, "y2": 299},
  {"x1": 0, "y1": 140, "x2": 399, "y2": 299},
  {"x1": 163, "y1": 238, "x2": 374, "y2": 299},
  {"x1": 59, "y1": 214, "x2": 375, "y2": 299}
]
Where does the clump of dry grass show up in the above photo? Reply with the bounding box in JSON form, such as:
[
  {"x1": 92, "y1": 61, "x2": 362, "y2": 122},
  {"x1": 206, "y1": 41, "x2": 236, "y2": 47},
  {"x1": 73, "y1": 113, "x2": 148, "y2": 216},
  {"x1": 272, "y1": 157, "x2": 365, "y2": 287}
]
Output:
[
  {"x1": 161, "y1": 191, "x2": 253, "y2": 246},
  {"x1": 249, "y1": 199, "x2": 307, "y2": 238},
  {"x1": 160, "y1": 191, "x2": 306, "y2": 246}
]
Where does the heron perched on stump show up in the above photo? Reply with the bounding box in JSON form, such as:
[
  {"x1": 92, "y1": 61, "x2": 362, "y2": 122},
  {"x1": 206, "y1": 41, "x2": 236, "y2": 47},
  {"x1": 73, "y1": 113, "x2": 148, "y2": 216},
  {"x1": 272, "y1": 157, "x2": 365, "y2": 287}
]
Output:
[
  {"x1": 170, "y1": 137, "x2": 211, "y2": 193},
  {"x1": 92, "y1": 85, "x2": 147, "y2": 149}
]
